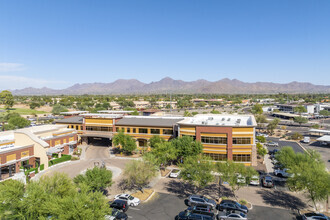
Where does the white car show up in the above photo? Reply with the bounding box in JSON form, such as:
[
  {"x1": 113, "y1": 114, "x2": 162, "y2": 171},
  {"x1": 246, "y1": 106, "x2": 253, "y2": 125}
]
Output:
[
  {"x1": 249, "y1": 175, "x2": 260, "y2": 186},
  {"x1": 236, "y1": 174, "x2": 246, "y2": 184},
  {"x1": 266, "y1": 142, "x2": 279, "y2": 147},
  {"x1": 114, "y1": 194, "x2": 140, "y2": 206},
  {"x1": 217, "y1": 212, "x2": 247, "y2": 220},
  {"x1": 274, "y1": 168, "x2": 292, "y2": 178},
  {"x1": 169, "y1": 169, "x2": 181, "y2": 178}
]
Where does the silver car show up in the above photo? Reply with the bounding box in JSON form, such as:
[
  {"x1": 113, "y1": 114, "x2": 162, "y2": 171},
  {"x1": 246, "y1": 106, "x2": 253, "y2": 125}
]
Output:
[
  {"x1": 217, "y1": 212, "x2": 247, "y2": 220},
  {"x1": 188, "y1": 195, "x2": 217, "y2": 209}
]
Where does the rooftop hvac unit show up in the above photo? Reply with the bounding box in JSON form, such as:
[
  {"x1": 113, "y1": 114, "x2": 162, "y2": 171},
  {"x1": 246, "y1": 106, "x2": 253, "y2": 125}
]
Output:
[
  {"x1": 222, "y1": 118, "x2": 225, "y2": 121},
  {"x1": 208, "y1": 117, "x2": 213, "y2": 120},
  {"x1": 227, "y1": 118, "x2": 231, "y2": 121}
]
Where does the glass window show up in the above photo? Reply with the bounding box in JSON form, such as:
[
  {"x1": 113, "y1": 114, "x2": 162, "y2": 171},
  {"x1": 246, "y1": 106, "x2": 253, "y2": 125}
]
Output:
[
  {"x1": 127, "y1": 128, "x2": 130, "y2": 133},
  {"x1": 232, "y1": 137, "x2": 251, "y2": 145},
  {"x1": 139, "y1": 128, "x2": 148, "y2": 134},
  {"x1": 201, "y1": 136, "x2": 227, "y2": 144},
  {"x1": 133, "y1": 128, "x2": 136, "y2": 133},
  {"x1": 163, "y1": 129, "x2": 173, "y2": 135},
  {"x1": 203, "y1": 153, "x2": 227, "y2": 161},
  {"x1": 150, "y1": 129, "x2": 160, "y2": 134},
  {"x1": 233, "y1": 154, "x2": 251, "y2": 162}
]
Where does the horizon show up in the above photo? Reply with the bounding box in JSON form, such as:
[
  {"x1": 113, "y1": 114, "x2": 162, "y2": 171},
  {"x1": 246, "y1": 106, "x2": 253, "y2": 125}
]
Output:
[{"x1": 1, "y1": 0, "x2": 330, "y2": 90}]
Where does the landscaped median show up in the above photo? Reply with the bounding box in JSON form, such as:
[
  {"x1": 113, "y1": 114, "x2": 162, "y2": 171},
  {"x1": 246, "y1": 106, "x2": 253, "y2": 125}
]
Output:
[
  {"x1": 131, "y1": 189, "x2": 155, "y2": 202},
  {"x1": 48, "y1": 154, "x2": 72, "y2": 167}
]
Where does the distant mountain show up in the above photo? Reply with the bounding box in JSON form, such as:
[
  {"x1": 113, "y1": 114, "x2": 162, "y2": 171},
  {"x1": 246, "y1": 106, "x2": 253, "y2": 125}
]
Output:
[{"x1": 10, "y1": 77, "x2": 330, "y2": 95}]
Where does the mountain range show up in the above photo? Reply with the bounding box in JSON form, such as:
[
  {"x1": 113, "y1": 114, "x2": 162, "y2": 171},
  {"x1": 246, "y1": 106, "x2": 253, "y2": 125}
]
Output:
[{"x1": 10, "y1": 77, "x2": 330, "y2": 95}]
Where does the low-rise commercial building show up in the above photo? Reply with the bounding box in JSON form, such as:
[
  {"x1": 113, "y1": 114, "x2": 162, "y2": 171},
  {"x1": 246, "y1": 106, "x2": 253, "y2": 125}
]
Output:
[{"x1": 0, "y1": 125, "x2": 78, "y2": 181}]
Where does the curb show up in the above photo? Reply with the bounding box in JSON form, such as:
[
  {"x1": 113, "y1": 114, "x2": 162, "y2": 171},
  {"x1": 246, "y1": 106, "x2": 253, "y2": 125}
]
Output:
[
  {"x1": 144, "y1": 190, "x2": 155, "y2": 203},
  {"x1": 247, "y1": 202, "x2": 253, "y2": 210}
]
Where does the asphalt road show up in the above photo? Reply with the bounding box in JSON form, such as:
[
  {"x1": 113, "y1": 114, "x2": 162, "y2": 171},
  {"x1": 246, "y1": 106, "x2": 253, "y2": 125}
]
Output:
[
  {"x1": 266, "y1": 137, "x2": 305, "y2": 154},
  {"x1": 126, "y1": 193, "x2": 300, "y2": 220}
]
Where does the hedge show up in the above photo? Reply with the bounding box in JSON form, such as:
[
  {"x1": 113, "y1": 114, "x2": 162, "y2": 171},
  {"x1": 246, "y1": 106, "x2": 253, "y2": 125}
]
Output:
[
  {"x1": 25, "y1": 167, "x2": 38, "y2": 175},
  {"x1": 40, "y1": 164, "x2": 44, "y2": 171},
  {"x1": 48, "y1": 154, "x2": 71, "y2": 167}
]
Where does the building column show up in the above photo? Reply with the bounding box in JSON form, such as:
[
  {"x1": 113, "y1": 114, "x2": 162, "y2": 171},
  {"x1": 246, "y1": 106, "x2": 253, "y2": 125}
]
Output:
[
  {"x1": 9, "y1": 164, "x2": 12, "y2": 177},
  {"x1": 15, "y1": 162, "x2": 20, "y2": 173},
  {"x1": 29, "y1": 157, "x2": 36, "y2": 168}
]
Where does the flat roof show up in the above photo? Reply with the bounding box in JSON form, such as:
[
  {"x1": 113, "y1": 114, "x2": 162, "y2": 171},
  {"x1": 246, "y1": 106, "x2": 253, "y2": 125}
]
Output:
[
  {"x1": 177, "y1": 114, "x2": 257, "y2": 127},
  {"x1": 317, "y1": 135, "x2": 330, "y2": 142},
  {"x1": 60, "y1": 111, "x2": 89, "y2": 115},
  {"x1": 272, "y1": 112, "x2": 302, "y2": 117},
  {"x1": 98, "y1": 110, "x2": 134, "y2": 114},
  {"x1": 116, "y1": 116, "x2": 184, "y2": 127},
  {"x1": 80, "y1": 113, "x2": 123, "y2": 119},
  {"x1": 309, "y1": 129, "x2": 330, "y2": 134},
  {"x1": 56, "y1": 116, "x2": 84, "y2": 124}
]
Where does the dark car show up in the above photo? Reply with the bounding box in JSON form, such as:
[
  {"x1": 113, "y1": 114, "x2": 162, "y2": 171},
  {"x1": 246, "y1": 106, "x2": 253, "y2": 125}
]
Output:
[
  {"x1": 302, "y1": 212, "x2": 329, "y2": 220},
  {"x1": 108, "y1": 208, "x2": 128, "y2": 220},
  {"x1": 217, "y1": 200, "x2": 248, "y2": 214},
  {"x1": 109, "y1": 199, "x2": 129, "y2": 212},
  {"x1": 177, "y1": 209, "x2": 215, "y2": 220},
  {"x1": 187, "y1": 204, "x2": 213, "y2": 214},
  {"x1": 262, "y1": 175, "x2": 274, "y2": 188}
]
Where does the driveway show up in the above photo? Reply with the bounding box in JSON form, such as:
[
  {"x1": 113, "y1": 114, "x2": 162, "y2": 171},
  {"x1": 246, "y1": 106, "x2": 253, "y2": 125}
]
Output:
[
  {"x1": 266, "y1": 137, "x2": 305, "y2": 154},
  {"x1": 126, "y1": 193, "x2": 300, "y2": 220}
]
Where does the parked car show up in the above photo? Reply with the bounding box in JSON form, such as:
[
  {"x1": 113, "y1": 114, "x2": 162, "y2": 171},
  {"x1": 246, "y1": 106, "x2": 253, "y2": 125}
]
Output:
[
  {"x1": 217, "y1": 200, "x2": 248, "y2": 214},
  {"x1": 188, "y1": 195, "x2": 217, "y2": 209},
  {"x1": 236, "y1": 174, "x2": 246, "y2": 184},
  {"x1": 256, "y1": 133, "x2": 269, "y2": 137},
  {"x1": 170, "y1": 169, "x2": 181, "y2": 178},
  {"x1": 177, "y1": 209, "x2": 215, "y2": 220},
  {"x1": 266, "y1": 142, "x2": 279, "y2": 147},
  {"x1": 262, "y1": 175, "x2": 274, "y2": 188},
  {"x1": 109, "y1": 200, "x2": 129, "y2": 212},
  {"x1": 269, "y1": 149, "x2": 279, "y2": 155},
  {"x1": 303, "y1": 136, "x2": 311, "y2": 143},
  {"x1": 105, "y1": 208, "x2": 128, "y2": 220},
  {"x1": 187, "y1": 204, "x2": 213, "y2": 214},
  {"x1": 217, "y1": 212, "x2": 247, "y2": 220},
  {"x1": 249, "y1": 175, "x2": 260, "y2": 186},
  {"x1": 114, "y1": 194, "x2": 140, "y2": 206},
  {"x1": 302, "y1": 212, "x2": 329, "y2": 220},
  {"x1": 274, "y1": 168, "x2": 292, "y2": 178}
]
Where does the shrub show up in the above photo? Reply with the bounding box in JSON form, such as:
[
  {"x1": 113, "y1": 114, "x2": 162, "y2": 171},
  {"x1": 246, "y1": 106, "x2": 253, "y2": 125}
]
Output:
[
  {"x1": 24, "y1": 167, "x2": 39, "y2": 175},
  {"x1": 256, "y1": 136, "x2": 266, "y2": 143},
  {"x1": 71, "y1": 156, "x2": 80, "y2": 161},
  {"x1": 291, "y1": 132, "x2": 303, "y2": 140},
  {"x1": 239, "y1": 199, "x2": 248, "y2": 206},
  {"x1": 40, "y1": 164, "x2": 44, "y2": 171},
  {"x1": 49, "y1": 154, "x2": 72, "y2": 166}
]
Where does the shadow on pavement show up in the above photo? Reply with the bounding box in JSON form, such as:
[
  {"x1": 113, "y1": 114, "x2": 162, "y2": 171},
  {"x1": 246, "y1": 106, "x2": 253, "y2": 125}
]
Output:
[
  {"x1": 256, "y1": 189, "x2": 307, "y2": 210},
  {"x1": 165, "y1": 180, "x2": 235, "y2": 200}
]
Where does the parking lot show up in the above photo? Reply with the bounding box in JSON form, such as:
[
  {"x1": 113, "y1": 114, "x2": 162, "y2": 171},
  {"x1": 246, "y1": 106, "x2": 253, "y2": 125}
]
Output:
[
  {"x1": 266, "y1": 137, "x2": 304, "y2": 154},
  {"x1": 126, "y1": 193, "x2": 300, "y2": 220}
]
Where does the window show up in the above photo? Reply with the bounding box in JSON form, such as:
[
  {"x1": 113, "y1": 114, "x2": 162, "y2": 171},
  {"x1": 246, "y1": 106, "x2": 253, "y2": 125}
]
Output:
[
  {"x1": 203, "y1": 153, "x2": 227, "y2": 161},
  {"x1": 232, "y1": 137, "x2": 251, "y2": 145},
  {"x1": 201, "y1": 136, "x2": 227, "y2": 144},
  {"x1": 139, "y1": 128, "x2": 148, "y2": 134},
  {"x1": 86, "y1": 126, "x2": 112, "y2": 132},
  {"x1": 150, "y1": 129, "x2": 160, "y2": 134},
  {"x1": 233, "y1": 154, "x2": 251, "y2": 162},
  {"x1": 163, "y1": 129, "x2": 173, "y2": 135},
  {"x1": 127, "y1": 128, "x2": 130, "y2": 133},
  {"x1": 75, "y1": 125, "x2": 79, "y2": 130},
  {"x1": 133, "y1": 128, "x2": 136, "y2": 133}
]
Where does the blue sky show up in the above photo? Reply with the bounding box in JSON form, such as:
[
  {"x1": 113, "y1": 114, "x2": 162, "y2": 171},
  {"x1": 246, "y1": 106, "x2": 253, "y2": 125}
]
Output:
[{"x1": 0, "y1": 0, "x2": 329, "y2": 89}]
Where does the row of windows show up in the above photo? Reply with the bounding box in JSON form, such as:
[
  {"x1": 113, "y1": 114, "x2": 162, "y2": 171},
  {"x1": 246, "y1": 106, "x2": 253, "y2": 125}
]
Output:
[
  {"x1": 204, "y1": 153, "x2": 227, "y2": 161},
  {"x1": 201, "y1": 136, "x2": 227, "y2": 144},
  {"x1": 232, "y1": 138, "x2": 251, "y2": 145},
  {"x1": 233, "y1": 154, "x2": 251, "y2": 162},
  {"x1": 86, "y1": 126, "x2": 113, "y2": 132},
  {"x1": 117, "y1": 127, "x2": 173, "y2": 135}
]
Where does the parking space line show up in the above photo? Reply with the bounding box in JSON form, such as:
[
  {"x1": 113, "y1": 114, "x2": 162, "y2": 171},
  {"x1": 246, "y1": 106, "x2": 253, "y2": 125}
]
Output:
[
  {"x1": 130, "y1": 207, "x2": 140, "y2": 211},
  {"x1": 128, "y1": 216, "x2": 133, "y2": 218}
]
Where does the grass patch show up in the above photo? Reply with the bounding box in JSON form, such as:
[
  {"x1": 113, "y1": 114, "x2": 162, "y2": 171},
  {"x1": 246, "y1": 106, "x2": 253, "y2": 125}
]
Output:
[
  {"x1": 0, "y1": 108, "x2": 48, "y2": 115},
  {"x1": 131, "y1": 189, "x2": 154, "y2": 202}
]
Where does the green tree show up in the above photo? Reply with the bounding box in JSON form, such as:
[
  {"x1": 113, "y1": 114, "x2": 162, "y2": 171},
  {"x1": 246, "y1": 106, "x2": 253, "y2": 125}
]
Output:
[
  {"x1": 74, "y1": 166, "x2": 113, "y2": 192},
  {"x1": 150, "y1": 142, "x2": 177, "y2": 167},
  {"x1": 123, "y1": 160, "x2": 157, "y2": 191},
  {"x1": 311, "y1": 124, "x2": 320, "y2": 129},
  {"x1": 171, "y1": 136, "x2": 203, "y2": 161},
  {"x1": 319, "y1": 110, "x2": 329, "y2": 117},
  {"x1": 294, "y1": 116, "x2": 308, "y2": 126},
  {"x1": 8, "y1": 116, "x2": 31, "y2": 129},
  {"x1": 51, "y1": 104, "x2": 68, "y2": 115},
  {"x1": 276, "y1": 148, "x2": 330, "y2": 210},
  {"x1": 0, "y1": 90, "x2": 14, "y2": 109},
  {"x1": 210, "y1": 109, "x2": 220, "y2": 114},
  {"x1": 0, "y1": 179, "x2": 25, "y2": 218},
  {"x1": 113, "y1": 131, "x2": 137, "y2": 155},
  {"x1": 184, "y1": 110, "x2": 192, "y2": 117},
  {"x1": 149, "y1": 135, "x2": 165, "y2": 148},
  {"x1": 267, "y1": 118, "x2": 280, "y2": 135},
  {"x1": 196, "y1": 101, "x2": 207, "y2": 108},
  {"x1": 180, "y1": 155, "x2": 214, "y2": 192},
  {"x1": 251, "y1": 104, "x2": 263, "y2": 114},
  {"x1": 294, "y1": 105, "x2": 307, "y2": 114},
  {"x1": 29, "y1": 102, "x2": 41, "y2": 110},
  {"x1": 216, "y1": 161, "x2": 257, "y2": 200},
  {"x1": 256, "y1": 143, "x2": 267, "y2": 157},
  {"x1": 256, "y1": 135, "x2": 266, "y2": 143},
  {"x1": 291, "y1": 132, "x2": 303, "y2": 140}
]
